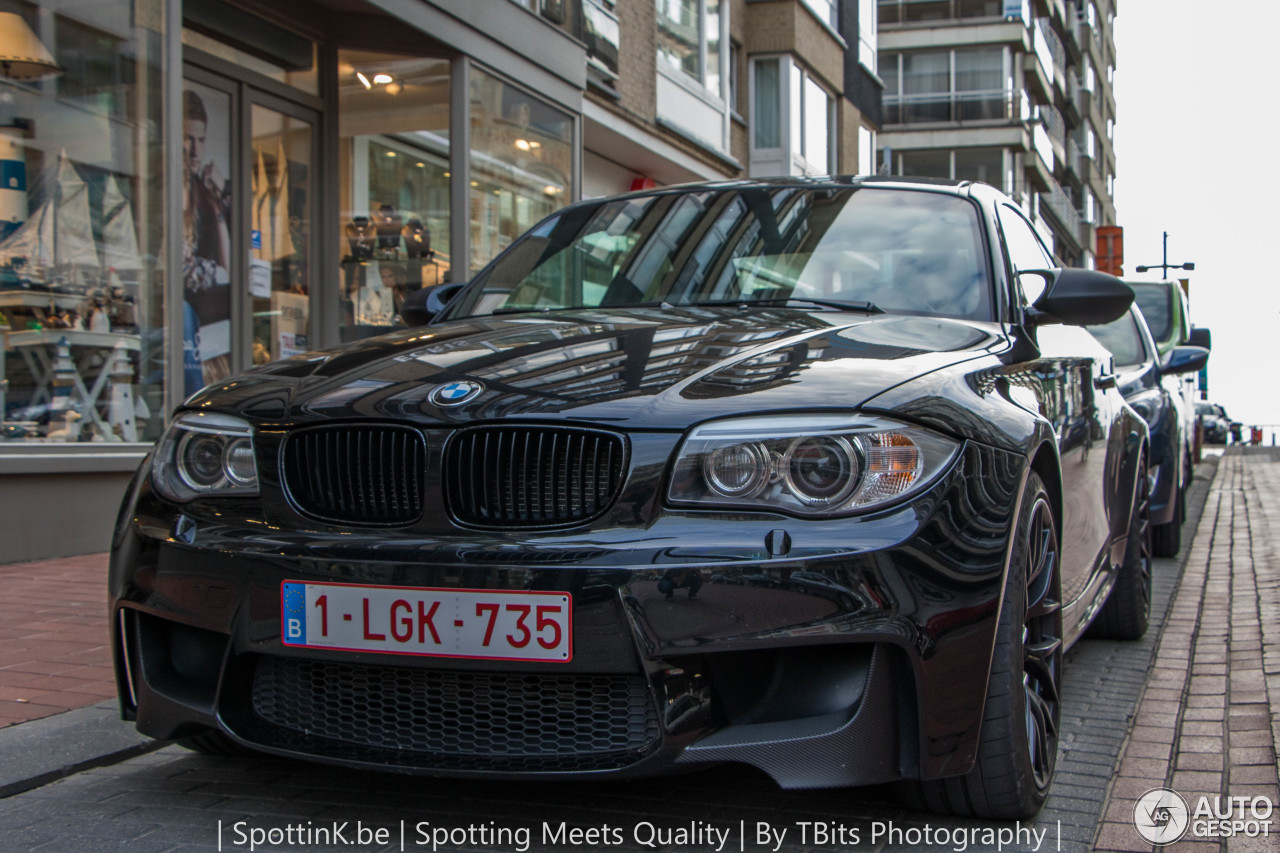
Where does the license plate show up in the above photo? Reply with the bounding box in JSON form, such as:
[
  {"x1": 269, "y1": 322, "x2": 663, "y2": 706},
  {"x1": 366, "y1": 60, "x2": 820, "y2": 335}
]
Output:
[{"x1": 281, "y1": 581, "x2": 573, "y2": 663}]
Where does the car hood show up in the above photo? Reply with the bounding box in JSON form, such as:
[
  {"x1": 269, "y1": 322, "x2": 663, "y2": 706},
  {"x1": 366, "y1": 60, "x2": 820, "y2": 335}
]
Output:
[{"x1": 190, "y1": 306, "x2": 1008, "y2": 431}]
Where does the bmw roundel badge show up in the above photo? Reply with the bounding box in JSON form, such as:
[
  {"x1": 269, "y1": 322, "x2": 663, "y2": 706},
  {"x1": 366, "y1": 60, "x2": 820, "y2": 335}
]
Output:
[{"x1": 430, "y1": 380, "x2": 483, "y2": 407}]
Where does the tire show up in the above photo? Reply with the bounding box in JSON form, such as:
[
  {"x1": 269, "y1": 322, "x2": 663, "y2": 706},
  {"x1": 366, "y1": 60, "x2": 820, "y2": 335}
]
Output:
[
  {"x1": 904, "y1": 472, "x2": 1062, "y2": 819},
  {"x1": 1089, "y1": 458, "x2": 1152, "y2": 640},
  {"x1": 1151, "y1": 485, "x2": 1183, "y2": 558},
  {"x1": 177, "y1": 730, "x2": 260, "y2": 757}
]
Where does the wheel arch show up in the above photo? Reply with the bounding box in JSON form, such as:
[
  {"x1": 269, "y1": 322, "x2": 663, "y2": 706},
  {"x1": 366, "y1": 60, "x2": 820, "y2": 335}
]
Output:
[{"x1": 1028, "y1": 441, "x2": 1063, "y2": 532}]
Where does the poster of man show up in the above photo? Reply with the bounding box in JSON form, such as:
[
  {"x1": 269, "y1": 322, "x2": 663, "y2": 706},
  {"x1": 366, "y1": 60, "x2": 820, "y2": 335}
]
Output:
[{"x1": 182, "y1": 82, "x2": 233, "y2": 396}]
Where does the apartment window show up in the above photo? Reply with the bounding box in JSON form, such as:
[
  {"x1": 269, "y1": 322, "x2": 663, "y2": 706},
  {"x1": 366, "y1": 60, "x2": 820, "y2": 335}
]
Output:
[
  {"x1": 753, "y1": 58, "x2": 781, "y2": 149},
  {"x1": 800, "y1": 0, "x2": 837, "y2": 29},
  {"x1": 798, "y1": 67, "x2": 832, "y2": 171},
  {"x1": 656, "y1": 0, "x2": 730, "y2": 151},
  {"x1": 1084, "y1": 60, "x2": 1095, "y2": 93},
  {"x1": 899, "y1": 149, "x2": 950, "y2": 179},
  {"x1": 859, "y1": 0, "x2": 877, "y2": 71},
  {"x1": 1106, "y1": 117, "x2": 1113, "y2": 139},
  {"x1": 955, "y1": 148, "x2": 1003, "y2": 184},
  {"x1": 657, "y1": 0, "x2": 701, "y2": 81},
  {"x1": 1107, "y1": 172, "x2": 1114, "y2": 197},
  {"x1": 882, "y1": 48, "x2": 1009, "y2": 124},
  {"x1": 657, "y1": 0, "x2": 722, "y2": 93},
  {"x1": 895, "y1": 148, "x2": 1005, "y2": 186},
  {"x1": 1082, "y1": 188, "x2": 1096, "y2": 225},
  {"x1": 858, "y1": 126, "x2": 875, "y2": 175},
  {"x1": 1085, "y1": 124, "x2": 1096, "y2": 158},
  {"x1": 748, "y1": 57, "x2": 833, "y2": 176},
  {"x1": 878, "y1": 0, "x2": 1003, "y2": 27}
]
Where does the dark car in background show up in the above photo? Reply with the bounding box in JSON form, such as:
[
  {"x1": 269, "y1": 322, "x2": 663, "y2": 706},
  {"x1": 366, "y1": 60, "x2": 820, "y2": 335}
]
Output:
[
  {"x1": 1198, "y1": 401, "x2": 1232, "y2": 444},
  {"x1": 110, "y1": 178, "x2": 1149, "y2": 820},
  {"x1": 1087, "y1": 306, "x2": 1208, "y2": 556}
]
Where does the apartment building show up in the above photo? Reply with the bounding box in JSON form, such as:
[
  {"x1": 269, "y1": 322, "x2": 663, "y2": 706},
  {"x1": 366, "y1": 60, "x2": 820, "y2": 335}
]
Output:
[
  {"x1": 583, "y1": 0, "x2": 884, "y2": 194},
  {"x1": 876, "y1": 0, "x2": 1118, "y2": 266}
]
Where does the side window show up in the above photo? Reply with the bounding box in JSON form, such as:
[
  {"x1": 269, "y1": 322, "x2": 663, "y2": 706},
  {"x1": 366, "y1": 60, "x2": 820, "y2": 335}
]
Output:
[
  {"x1": 997, "y1": 205, "x2": 1054, "y2": 305},
  {"x1": 1087, "y1": 312, "x2": 1147, "y2": 369}
]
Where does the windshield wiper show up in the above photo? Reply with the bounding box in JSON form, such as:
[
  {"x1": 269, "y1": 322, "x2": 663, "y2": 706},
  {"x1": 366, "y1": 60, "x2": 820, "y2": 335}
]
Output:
[{"x1": 685, "y1": 297, "x2": 884, "y2": 314}]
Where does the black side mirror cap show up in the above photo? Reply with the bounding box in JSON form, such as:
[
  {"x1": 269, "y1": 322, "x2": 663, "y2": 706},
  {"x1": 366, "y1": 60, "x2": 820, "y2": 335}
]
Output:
[
  {"x1": 1188, "y1": 326, "x2": 1212, "y2": 351},
  {"x1": 1162, "y1": 345, "x2": 1209, "y2": 376},
  {"x1": 1026, "y1": 268, "x2": 1133, "y2": 327},
  {"x1": 401, "y1": 282, "x2": 467, "y2": 327}
]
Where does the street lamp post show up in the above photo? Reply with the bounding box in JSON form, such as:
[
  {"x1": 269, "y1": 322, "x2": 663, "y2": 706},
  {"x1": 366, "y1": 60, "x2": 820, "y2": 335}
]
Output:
[{"x1": 1134, "y1": 231, "x2": 1196, "y2": 278}]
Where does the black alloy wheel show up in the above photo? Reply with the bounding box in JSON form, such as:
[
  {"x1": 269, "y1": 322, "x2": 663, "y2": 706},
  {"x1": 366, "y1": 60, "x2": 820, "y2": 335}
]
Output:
[
  {"x1": 1021, "y1": 493, "x2": 1062, "y2": 791},
  {"x1": 1089, "y1": 455, "x2": 1153, "y2": 640},
  {"x1": 903, "y1": 472, "x2": 1062, "y2": 818}
]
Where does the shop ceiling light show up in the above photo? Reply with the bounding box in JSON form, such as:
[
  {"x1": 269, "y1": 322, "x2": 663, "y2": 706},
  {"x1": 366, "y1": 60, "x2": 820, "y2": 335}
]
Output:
[
  {"x1": 356, "y1": 71, "x2": 372, "y2": 89},
  {"x1": 514, "y1": 138, "x2": 531, "y2": 151},
  {"x1": 372, "y1": 73, "x2": 393, "y2": 84}
]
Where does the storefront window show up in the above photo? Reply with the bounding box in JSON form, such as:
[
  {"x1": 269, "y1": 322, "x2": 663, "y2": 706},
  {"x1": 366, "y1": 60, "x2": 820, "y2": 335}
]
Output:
[
  {"x1": 0, "y1": 0, "x2": 167, "y2": 444},
  {"x1": 468, "y1": 66, "x2": 573, "y2": 273},
  {"x1": 337, "y1": 51, "x2": 450, "y2": 343},
  {"x1": 249, "y1": 104, "x2": 312, "y2": 365}
]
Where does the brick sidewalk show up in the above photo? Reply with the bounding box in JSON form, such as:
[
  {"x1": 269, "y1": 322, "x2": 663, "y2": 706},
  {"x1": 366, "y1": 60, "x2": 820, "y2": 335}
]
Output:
[
  {"x1": 0, "y1": 553, "x2": 115, "y2": 728},
  {"x1": 1095, "y1": 450, "x2": 1280, "y2": 851}
]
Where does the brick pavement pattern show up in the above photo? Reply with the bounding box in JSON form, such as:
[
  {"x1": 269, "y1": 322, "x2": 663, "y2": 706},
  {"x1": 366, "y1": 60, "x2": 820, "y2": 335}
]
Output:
[
  {"x1": 0, "y1": 553, "x2": 115, "y2": 728},
  {"x1": 1094, "y1": 450, "x2": 1280, "y2": 852}
]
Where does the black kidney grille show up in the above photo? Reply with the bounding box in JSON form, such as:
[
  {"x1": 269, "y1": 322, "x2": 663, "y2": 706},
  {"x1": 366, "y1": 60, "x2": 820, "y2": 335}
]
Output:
[
  {"x1": 446, "y1": 426, "x2": 626, "y2": 527},
  {"x1": 247, "y1": 657, "x2": 660, "y2": 772},
  {"x1": 282, "y1": 425, "x2": 425, "y2": 525}
]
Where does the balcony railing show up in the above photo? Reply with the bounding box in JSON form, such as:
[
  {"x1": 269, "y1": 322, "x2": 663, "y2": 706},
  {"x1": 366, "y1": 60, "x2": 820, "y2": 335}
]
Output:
[
  {"x1": 1066, "y1": 137, "x2": 1082, "y2": 178},
  {"x1": 1035, "y1": 18, "x2": 1066, "y2": 72},
  {"x1": 1037, "y1": 102, "x2": 1066, "y2": 147},
  {"x1": 1038, "y1": 176, "x2": 1081, "y2": 241},
  {"x1": 884, "y1": 89, "x2": 1022, "y2": 125}
]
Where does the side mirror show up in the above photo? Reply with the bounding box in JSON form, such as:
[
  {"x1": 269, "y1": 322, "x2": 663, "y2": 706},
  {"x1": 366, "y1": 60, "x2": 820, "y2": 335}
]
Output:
[
  {"x1": 1162, "y1": 345, "x2": 1209, "y2": 376},
  {"x1": 1187, "y1": 326, "x2": 1212, "y2": 351},
  {"x1": 1026, "y1": 268, "x2": 1133, "y2": 327},
  {"x1": 401, "y1": 282, "x2": 466, "y2": 327}
]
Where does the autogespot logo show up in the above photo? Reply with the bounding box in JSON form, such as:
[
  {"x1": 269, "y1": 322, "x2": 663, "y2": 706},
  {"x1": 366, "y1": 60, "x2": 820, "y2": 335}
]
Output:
[
  {"x1": 430, "y1": 380, "x2": 483, "y2": 407},
  {"x1": 1134, "y1": 787, "x2": 1191, "y2": 845}
]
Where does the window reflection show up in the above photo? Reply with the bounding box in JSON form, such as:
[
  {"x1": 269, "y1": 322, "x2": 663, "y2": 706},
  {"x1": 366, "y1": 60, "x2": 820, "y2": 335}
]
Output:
[
  {"x1": 468, "y1": 67, "x2": 573, "y2": 274},
  {"x1": 338, "y1": 51, "x2": 450, "y2": 343}
]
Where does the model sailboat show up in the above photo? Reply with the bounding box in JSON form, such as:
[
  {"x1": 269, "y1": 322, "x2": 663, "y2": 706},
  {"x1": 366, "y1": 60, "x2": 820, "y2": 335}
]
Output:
[
  {"x1": 0, "y1": 149, "x2": 101, "y2": 289},
  {"x1": 100, "y1": 174, "x2": 142, "y2": 277}
]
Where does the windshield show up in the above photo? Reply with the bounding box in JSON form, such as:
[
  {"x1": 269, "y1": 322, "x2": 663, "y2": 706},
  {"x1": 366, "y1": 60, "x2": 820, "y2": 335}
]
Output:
[
  {"x1": 1129, "y1": 283, "x2": 1174, "y2": 343},
  {"x1": 448, "y1": 186, "x2": 994, "y2": 321}
]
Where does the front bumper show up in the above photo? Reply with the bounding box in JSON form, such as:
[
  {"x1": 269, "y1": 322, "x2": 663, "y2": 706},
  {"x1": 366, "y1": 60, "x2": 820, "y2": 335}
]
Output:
[{"x1": 110, "y1": 441, "x2": 1023, "y2": 788}]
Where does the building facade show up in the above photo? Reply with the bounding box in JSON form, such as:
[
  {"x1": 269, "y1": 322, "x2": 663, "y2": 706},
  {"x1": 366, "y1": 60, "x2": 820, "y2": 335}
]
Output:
[
  {"x1": 875, "y1": 0, "x2": 1117, "y2": 266},
  {"x1": 0, "y1": 0, "x2": 880, "y2": 562}
]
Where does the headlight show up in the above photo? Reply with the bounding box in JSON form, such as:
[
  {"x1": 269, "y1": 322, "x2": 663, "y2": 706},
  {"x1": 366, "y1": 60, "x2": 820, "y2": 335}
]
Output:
[
  {"x1": 151, "y1": 412, "x2": 259, "y2": 501},
  {"x1": 1127, "y1": 390, "x2": 1166, "y2": 428},
  {"x1": 668, "y1": 415, "x2": 960, "y2": 517}
]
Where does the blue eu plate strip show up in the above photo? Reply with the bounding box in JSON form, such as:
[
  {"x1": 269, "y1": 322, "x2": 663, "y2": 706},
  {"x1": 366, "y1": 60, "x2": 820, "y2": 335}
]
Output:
[{"x1": 282, "y1": 583, "x2": 306, "y2": 644}]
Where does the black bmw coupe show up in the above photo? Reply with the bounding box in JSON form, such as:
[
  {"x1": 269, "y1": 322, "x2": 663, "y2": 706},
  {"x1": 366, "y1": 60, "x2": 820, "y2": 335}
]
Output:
[{"x1": 110, "y1": 178, "x2": 1148, "y2": 819}]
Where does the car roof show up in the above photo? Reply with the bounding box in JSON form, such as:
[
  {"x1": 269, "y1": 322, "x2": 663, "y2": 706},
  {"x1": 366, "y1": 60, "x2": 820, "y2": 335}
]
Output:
[{"x1": 572, "y1": 175, "x2": 982, "y2": 207}]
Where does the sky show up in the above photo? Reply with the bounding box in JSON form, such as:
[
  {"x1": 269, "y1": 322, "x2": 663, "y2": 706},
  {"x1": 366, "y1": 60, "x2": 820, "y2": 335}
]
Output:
[{"x1": 1113, "y1": 1, "x2": 1280, "y2": 434}]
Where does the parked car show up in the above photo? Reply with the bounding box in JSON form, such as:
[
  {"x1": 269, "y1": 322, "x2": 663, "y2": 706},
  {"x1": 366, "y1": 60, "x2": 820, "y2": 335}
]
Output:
[
  {"x1": 109, "y1": 178, "x2": 1149, "y2": 820},
  {"x1": 1087, "y1": 305, "x2": 1208, "y2": 556},
  {"x1": 1198, "y1": 401, "x2": 1232, "y2": 444},
  {"x1": 1128, "y1": 279, "x2": 1202, "y2": 467}
]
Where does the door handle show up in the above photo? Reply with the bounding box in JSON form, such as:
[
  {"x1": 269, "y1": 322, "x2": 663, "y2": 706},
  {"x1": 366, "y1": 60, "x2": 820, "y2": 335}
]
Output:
[{"x1": 1095, "y1": 374, "x2": 1117, "y2": 390}]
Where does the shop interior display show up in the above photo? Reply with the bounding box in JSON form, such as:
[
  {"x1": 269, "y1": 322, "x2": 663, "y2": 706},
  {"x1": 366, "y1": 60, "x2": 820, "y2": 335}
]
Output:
[
  {"x1": 0, "y1": 148, "x2": 147, "y2": 442},
  {"x1": 341, "y1": 202, "x2": 439, "y2": 330}
]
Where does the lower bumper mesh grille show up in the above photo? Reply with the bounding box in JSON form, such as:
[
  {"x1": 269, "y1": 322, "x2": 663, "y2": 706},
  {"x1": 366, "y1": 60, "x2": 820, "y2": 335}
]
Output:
[{"x1": 243, "y1": 657, "x2": 661, "y2": 772}]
